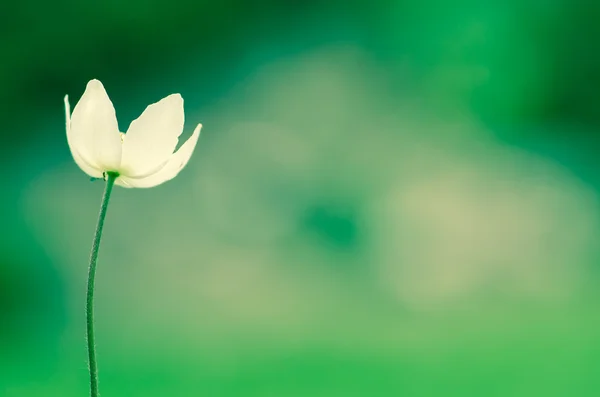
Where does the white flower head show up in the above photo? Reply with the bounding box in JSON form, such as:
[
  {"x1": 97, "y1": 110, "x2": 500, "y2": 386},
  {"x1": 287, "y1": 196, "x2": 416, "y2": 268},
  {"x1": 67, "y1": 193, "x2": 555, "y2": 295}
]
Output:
[{"x1": 65, "y1": 79, "x2": 202, "y2": 188}]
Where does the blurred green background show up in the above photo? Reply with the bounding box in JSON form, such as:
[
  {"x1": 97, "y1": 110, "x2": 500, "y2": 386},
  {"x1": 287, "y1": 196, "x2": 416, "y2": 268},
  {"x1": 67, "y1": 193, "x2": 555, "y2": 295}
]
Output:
[{"x1": 2, "y1": 1, "x2": 600, "y2": 396}]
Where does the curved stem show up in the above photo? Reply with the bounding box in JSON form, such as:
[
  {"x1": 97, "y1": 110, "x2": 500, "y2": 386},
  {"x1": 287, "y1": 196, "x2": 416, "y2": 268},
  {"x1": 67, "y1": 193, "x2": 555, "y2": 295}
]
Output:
[{"x1": 86, "y1": 172, "x2": 117, "y2": 397}]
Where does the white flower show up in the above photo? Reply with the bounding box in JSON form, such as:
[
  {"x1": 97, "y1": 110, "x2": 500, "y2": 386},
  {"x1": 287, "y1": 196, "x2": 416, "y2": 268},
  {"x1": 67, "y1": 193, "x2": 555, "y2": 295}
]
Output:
[{"x1": 64, "y1": 79, "x2": 202, "y2": 188}]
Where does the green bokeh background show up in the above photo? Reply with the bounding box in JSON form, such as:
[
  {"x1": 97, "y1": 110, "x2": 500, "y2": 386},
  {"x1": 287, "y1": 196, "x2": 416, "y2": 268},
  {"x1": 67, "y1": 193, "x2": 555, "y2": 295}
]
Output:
[{"x1": 2, "y1": 1, "x2": 600, "y2": 396}]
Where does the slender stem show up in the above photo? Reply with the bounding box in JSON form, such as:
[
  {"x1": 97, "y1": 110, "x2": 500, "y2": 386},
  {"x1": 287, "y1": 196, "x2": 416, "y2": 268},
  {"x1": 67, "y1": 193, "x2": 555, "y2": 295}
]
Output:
[{"x1": 86, "y1": 172, "x2": 117, "y2": 397}]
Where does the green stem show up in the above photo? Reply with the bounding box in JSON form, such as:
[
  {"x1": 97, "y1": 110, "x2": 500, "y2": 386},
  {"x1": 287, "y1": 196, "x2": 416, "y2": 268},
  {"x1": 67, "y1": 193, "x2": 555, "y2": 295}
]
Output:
[{"x1": 86, "y1": 172, "x2": 117, "y2": 397}]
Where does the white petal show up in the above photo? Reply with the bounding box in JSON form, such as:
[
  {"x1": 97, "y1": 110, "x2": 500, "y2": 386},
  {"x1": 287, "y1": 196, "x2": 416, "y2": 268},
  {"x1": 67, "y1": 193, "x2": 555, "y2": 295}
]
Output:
[
  {"x1": 64, "y1": 95, "x2": 103, "y2": 178},
  {"x1": 70, "y1": 79, "x2": 122, "y2": 171},
  {"x1": 116, "y1": 123, "x2": 201, "y2": 188},
  {"x1": 120, "y1": 94, "x2": 184, "y2": 177}
]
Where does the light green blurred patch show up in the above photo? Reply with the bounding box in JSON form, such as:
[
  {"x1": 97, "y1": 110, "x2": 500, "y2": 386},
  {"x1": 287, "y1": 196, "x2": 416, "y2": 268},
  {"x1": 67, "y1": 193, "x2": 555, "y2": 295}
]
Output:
[{"x1": 5, "y1": 42, "x2": 600, "y2": 396}]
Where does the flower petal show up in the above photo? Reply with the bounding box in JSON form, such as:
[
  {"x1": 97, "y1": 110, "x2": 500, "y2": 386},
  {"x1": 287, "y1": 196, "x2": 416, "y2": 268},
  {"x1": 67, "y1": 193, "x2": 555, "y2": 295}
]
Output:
[
  {"x1": 69, "y1": 79, "x2": 122, "y2": 171},
  {"x1": 120, "y1": 94, "x2": 184, "y2": 177},
  {"x1": 64, "y1": 95, "x2": 103, "y2": 178},
  {"x1": 116, "y1": 123, "x2": 202, "y2": 188}
]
